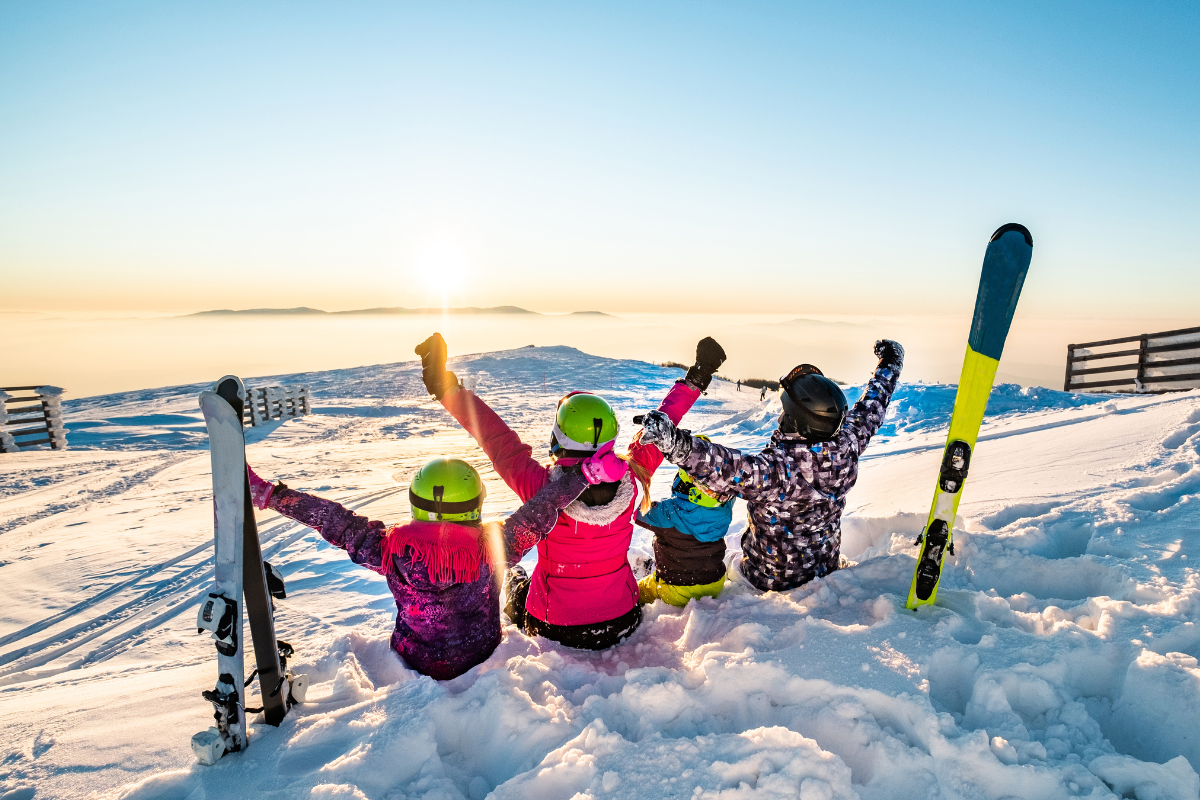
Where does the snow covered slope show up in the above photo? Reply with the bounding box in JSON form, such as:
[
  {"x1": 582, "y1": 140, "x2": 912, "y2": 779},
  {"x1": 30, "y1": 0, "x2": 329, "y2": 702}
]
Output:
[{"x1": 1, "y1": 346, "x2": 1199, "y2": 800}]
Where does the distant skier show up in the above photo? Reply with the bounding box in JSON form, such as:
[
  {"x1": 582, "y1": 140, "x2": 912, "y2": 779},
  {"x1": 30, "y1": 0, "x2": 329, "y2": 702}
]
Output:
[
  {"x1": 635, "y1": 434, "x2": 734, "y2": 606},
  {"x1": 244, "y1": 456, "x2": 605, "y2": 679},
  {"x1": 736, "y1": 380, "x2": 741, "y2": 392},
  {"x1": 760, "y1": 385, "x2": 767, "y2": 401},
  {"x1": 415, "y1": 332, "x2": 726, "y2": 649},
  {"x1": 638, "y1": 340, "x2": 903, "y2": 591}
]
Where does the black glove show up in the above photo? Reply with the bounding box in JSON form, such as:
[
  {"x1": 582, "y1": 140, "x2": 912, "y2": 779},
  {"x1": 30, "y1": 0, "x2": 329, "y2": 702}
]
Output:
[
  {"x1": 414, "y1": 333, "x2": 459, "y2": 399},
  {"x1": 684, "y1": 337, "x2": 727, "y2": 392},
  {"x1": 637, "y1": 410, "x2": 694, "y2": 463},
  {"x1": 874, "y1": 339, "x2": 904, "y2": 371}
]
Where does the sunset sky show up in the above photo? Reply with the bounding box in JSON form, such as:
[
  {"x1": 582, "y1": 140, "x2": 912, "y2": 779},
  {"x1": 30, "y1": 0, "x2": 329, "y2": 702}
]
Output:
[{"x1": 1, "y1": 1, "x2": 1197, "y2": 317}]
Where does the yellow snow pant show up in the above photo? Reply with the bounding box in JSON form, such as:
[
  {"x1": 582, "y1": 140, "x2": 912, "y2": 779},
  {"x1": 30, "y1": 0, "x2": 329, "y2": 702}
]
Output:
[{"x1": 638, "y1": 573, "x2": 725, "y2": 607}]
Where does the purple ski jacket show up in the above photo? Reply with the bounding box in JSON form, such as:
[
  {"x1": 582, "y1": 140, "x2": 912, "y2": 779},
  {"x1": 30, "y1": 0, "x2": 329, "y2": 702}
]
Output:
[
  {"x1": 265, "y1": 473, "x2": 590, "y2": 680},
  {"x1": 267, "y1": 485, "x2": 503, "y2": 680}
]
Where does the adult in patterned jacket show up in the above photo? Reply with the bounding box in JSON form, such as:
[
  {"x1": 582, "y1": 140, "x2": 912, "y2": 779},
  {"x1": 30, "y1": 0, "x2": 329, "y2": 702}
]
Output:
[
  {"x1": 415, "y1": 333, "x2": 726, "y2": 650},
  {"x1": 638, "y1": 339, "x2": 903, "y2": 592}
]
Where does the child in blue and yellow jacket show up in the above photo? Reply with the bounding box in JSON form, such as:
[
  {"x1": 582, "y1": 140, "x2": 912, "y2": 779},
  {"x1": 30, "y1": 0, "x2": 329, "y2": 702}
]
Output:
[{"x1": 635, "y1": 436, "x2": 734, "y2": 607}]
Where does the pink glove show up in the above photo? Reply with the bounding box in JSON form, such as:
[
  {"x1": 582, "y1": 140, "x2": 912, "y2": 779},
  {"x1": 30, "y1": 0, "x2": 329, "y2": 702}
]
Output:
[
  {"x1": 580, "y1": 442, "x2": 629, "y2": 485},
  {"x1": 247, "y1": 465, "x2": 276, "y2": 510}
]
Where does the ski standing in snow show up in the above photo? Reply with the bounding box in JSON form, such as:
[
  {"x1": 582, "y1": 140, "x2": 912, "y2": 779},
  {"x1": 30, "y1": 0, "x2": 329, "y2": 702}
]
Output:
[
  {"x1": 906, "y1": 223, "x2": 1033, "y2": 609},
  {"x1": 193, "y1": 376, "x2": 307, "y2": 766}
]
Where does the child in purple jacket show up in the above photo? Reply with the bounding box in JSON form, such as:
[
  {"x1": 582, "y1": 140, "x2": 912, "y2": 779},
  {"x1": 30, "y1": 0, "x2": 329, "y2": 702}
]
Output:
[{"x1": 246, "y1": 454, "x2": 610, "y2": 680}]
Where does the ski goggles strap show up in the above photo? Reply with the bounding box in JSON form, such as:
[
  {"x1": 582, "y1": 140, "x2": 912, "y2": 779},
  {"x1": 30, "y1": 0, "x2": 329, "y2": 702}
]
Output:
[
  {"x1": 779, "y1": 363, "x2": 825, "y2": 406},
  {"x1": 672, "y1": 472, "x2": 724, "y2": 507},
  {"x1": 409, "y1": 487, "x2": 484, "y2": 515}
]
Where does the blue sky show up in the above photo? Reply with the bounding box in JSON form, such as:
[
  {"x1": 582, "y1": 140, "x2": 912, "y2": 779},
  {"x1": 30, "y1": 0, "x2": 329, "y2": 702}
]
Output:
[{"x1": 1, "y1": 1, "x2": 1196, "y2": 316}]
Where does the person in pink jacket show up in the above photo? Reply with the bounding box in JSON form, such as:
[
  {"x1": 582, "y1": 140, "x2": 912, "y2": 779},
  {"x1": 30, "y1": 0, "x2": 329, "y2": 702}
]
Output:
[{"x1": 415, "y1": 334, "x2": 726, "y2": 650}]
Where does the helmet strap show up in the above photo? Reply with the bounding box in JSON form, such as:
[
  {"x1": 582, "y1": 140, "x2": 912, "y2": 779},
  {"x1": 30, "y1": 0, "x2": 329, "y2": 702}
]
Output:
[
  {"x1": 432, "y1": 485, "x2": 444, "y2": 518},
  {"x1": 551, "y1": 419, "x2": 603, "y2": 452}
]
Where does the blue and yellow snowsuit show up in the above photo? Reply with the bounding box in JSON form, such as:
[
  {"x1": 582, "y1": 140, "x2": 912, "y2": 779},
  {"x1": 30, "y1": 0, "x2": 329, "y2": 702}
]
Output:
[{"x1": 635, "y1": 482, "x2": 734, "y2": 607}]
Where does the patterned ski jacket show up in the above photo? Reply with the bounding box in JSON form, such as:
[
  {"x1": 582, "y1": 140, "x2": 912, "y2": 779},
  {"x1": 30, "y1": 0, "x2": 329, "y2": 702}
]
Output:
[{"x1": 674, "y1": 361, "x2": 900, "y2": 591}]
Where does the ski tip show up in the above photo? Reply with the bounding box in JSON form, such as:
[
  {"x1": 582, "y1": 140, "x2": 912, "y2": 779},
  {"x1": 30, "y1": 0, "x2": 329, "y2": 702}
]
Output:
[
  {"x1": 989, "y1": 222, "x2": 1032, "y2": 247},
  {"x1": 214, "y1": 376, "x2": 246, "y2": 402},
  {"x1": 213, "y1": 376, "x2": 247, "y2": 416}
]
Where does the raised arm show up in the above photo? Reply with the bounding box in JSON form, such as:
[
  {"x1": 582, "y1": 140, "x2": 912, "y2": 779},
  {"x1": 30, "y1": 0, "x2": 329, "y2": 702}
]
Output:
[
  {"x1": 842, "y1": 340, "x2": 903, "y2": 451},
  {"x1": 441, "y1": 386, "x2": 548, "y2": 502},
  {"x1": 416, "y1": 333, "x2": 548, "y2": 502},
  {"x1": 627, "y1": 336, "x2": 725, "y2": 475},
  {"x1": 250, "y1": 468, "x2": 389, "y2": 574},
  {"x1": 627, "y1": 380, "x2": 701, "y2": 475}
]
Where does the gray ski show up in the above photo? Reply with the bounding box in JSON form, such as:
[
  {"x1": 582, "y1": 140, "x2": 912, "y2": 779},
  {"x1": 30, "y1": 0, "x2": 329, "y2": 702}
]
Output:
[
  {"x1": 193, "y1": 376, "x2": 308, "y2": 765},
  {"x1": 193, "y1": 377, "x2": 250, "y2": 764}
]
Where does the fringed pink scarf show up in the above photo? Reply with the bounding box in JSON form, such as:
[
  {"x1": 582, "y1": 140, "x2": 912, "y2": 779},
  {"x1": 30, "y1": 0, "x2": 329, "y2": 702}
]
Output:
[{"x1": 379, "y1": 520, "x2": 488, "y2": 584}]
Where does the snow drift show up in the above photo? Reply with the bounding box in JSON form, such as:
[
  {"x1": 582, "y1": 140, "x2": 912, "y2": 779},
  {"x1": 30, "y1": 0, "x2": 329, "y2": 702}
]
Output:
[{"x1": 1, "y1": 346, "x2": 1199, "y2": 800}]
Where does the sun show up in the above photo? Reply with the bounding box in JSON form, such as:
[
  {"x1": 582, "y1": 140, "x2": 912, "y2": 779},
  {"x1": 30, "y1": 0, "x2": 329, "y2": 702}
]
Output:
[{"x1": 416, "y1": 243, "x2": 470, "y2": 309}]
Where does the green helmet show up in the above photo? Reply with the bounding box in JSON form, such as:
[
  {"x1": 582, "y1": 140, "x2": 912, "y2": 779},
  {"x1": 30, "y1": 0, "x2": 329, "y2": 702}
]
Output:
[
  {"x1": 409, "y1": 458, "x2": 486, "y2": 523},
  {"x1": 550, "y1": 391, "x2": 619, "y2": 456},
  {"x1": 672, "y1": 434, "x2": 724, "y2": 508}
]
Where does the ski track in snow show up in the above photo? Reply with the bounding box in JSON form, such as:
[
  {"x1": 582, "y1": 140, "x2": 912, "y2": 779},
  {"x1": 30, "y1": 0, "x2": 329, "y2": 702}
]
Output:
[{"x1": 1, "y1": 346, "x2": 1199, "y2": 800}]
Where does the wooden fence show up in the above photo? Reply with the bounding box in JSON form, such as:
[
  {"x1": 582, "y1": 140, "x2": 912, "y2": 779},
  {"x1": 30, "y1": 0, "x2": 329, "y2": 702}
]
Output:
[
  {"x1": 0, "y1": 386, "x2": 67, "y2": 452},
  {"x1": 244, "y1": 385, "x2": 312, "y2": 426},
  {"x1": 1064, "y1": 325, "x2": 1200, "y2": 393}
]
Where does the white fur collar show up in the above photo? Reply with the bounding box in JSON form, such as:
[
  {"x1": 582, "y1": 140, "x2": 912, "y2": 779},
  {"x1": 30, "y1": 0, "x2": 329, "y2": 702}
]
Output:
[{"x1": 550, "y1": 467, "x2": 636, "y2": 526}]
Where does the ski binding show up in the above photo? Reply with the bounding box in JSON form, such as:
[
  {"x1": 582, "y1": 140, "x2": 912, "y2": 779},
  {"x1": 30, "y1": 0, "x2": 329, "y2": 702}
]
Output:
[
  {"x1": 197, "y1": 593, "x2": 238, "y2": 656},
  {"x1": 913, "y1": 520, "x2": 951, "y2": 602},
  {"x1": 192, "y1": 672, "x2": 242, "y2": 765},
  {"x1": 938, "y1": 440, "x2": 971, "y2": 493}
]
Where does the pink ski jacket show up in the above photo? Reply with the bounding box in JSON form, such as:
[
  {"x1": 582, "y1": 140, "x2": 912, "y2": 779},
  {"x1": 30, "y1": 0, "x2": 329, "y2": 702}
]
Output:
[{"x1": 441, "y1": 381, "x2": 699, "y2": 626}]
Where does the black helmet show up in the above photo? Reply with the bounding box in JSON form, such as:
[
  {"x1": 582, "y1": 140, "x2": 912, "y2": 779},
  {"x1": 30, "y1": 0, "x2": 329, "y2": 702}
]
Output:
[{"x1": 778, "y1": 364, "x2": 847, "y2": 441}]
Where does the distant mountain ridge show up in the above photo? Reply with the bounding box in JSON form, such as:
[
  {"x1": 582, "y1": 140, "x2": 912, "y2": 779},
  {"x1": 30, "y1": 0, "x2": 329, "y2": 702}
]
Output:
[
  {"x1": 188, "y1": 307, "x2": 328, "y2": 316},
  {"x1": 184, "y1": 306, "x2": 617, "y2": 317}
]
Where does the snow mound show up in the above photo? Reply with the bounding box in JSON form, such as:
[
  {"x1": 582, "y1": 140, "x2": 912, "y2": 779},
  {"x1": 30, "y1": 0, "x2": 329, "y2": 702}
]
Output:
[{"x1": 3, "y1": 347, "x2": 1200, "y2": 800}]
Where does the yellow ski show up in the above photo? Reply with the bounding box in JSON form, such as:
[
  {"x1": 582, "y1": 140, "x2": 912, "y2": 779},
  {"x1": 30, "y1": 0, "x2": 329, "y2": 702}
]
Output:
[{"x1": 906, "y1": 223, "x2": 1033, "y2": 609}]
